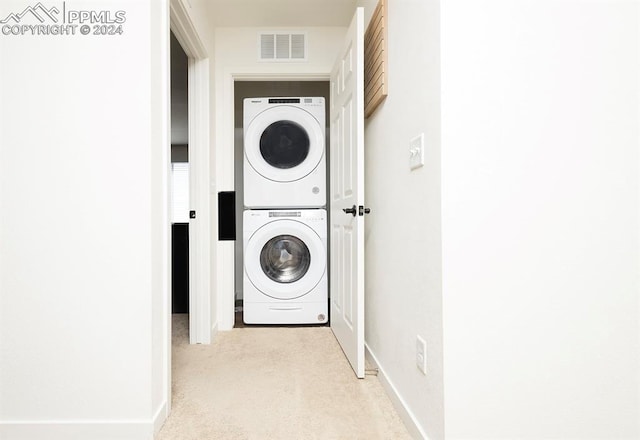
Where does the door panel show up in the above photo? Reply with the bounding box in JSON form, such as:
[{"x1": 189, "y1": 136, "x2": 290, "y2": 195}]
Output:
[{"x1": 329, "y1": 7, "x2": 365, "y2": 379}]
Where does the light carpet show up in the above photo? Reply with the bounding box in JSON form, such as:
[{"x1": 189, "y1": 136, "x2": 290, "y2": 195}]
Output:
[{"x1": 156, "y1": 314, "x2": 412, "y2": 440}]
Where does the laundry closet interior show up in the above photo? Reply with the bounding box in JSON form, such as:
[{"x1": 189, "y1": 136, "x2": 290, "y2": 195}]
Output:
[
  {"x1": 233, "y1": 81, "x2": 331, "y2": 328},
  {"x1": 183, "y1": 10, "x2": 366, "y2": 376}
]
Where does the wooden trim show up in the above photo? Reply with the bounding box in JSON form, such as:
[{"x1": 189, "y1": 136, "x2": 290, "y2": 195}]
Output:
[{"x1": 364, "y1": 0, "x2": 388, "y2": 118}]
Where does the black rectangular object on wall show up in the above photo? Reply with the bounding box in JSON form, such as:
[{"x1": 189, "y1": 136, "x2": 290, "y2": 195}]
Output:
[
  {"x1": 171, "y1": 223, "x2": 189, "y2": 314},
  {"x1": 218, "y1": 191, "x2": 236, "y2": 240}
]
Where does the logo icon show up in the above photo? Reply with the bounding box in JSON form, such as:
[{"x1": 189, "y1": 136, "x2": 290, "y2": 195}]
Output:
[
  {"x1": 0, "y1": 2, "x2": 59, "y2": 24},
  {"x1": 1, "y1": 2, "x2": 126, "y2": 37}
]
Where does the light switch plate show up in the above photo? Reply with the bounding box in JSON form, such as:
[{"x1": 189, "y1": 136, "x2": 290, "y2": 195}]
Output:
[
  {"x1": 409, "y1": 133, "x2": 425, "y2": 170},
  {"x1": 416, "y1": 335, "x2": 427, "y2": 374}
]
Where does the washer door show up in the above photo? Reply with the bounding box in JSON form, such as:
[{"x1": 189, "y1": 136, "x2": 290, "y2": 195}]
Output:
[
  {"x1": 245, "y1": 219, "x2": 326, "y2": 300},
  {"x1": 245, "y1": 106, "x2": 324, "y2": 183}
]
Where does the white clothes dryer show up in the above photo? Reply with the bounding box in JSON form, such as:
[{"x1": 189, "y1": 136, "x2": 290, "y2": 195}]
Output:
[
  {"x1": 243, "y1": 209, "x2": 328, "y2": 324},
  {"x1": 243, "y1": 97, "x2": 326, "y2": 208}
]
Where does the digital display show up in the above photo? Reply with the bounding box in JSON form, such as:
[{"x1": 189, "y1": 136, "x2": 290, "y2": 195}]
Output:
[
  {"x1": 268, "y1": 98, "x2": 301, "y2": 104},
  {"x1": 269, "y1": 212, "x2": 301, "y2": 218}
]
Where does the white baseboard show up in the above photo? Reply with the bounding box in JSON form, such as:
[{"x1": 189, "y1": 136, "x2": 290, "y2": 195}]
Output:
[
  {"x1": 0, "y1": 419, "x2": 154, "y2": 440},
  {"x1": 365, "y1": 343, "x2": 429, "y2": 440},
  {"x1": 153, "y1": 400, "x2": 169, "y2": 435},
  {"x1": 211, "y1": 322, "x2": 219, "y2": 340}
]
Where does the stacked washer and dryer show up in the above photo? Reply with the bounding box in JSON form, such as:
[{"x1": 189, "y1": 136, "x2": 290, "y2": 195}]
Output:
[{"x1": 243, "y1": 97, "x2": 328, "y2": 324}]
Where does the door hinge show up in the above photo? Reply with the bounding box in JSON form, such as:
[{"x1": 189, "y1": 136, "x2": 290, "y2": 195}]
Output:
[{"x1": 190, "y1": 210, "x2": 196, "y2": 219}]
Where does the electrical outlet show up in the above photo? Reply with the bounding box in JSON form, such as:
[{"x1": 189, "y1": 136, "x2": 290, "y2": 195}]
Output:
[
  {"x1": 416, "y1": 335, "x2": 427, "y2": 375},
  {"x1": 409, "y1": 133, "x2": 425, "y2": 170}
]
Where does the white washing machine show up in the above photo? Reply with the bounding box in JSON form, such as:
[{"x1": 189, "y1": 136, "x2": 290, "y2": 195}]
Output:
[
  {"x1": 243, "y1": 97, "x2": 326, "y2": 208},
  {"x1": 243, "y1": 209, "x2": 328, "y2": 324}
]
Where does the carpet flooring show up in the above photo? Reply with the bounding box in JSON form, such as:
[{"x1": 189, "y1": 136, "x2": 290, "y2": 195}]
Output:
[{"x1": 156, "y1": 314, "x2": 411, "y2": 440}]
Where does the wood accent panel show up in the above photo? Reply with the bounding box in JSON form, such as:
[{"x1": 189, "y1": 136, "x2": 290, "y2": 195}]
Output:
[{"x1": 364, "y1": 0, "x2": 387, "y2": 118}]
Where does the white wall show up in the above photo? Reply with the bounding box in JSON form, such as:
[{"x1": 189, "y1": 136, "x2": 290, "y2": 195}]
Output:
[
  {"x1": 356, "y1": 0, "x2": 443, "y2": 438},
  {"x1": 441, "y1": 1, "x2": 640, "y2": 438},
  {"x1": 0, "y1": 1, "x2": 170, "y2": 438},
  {"x1": 214, "y1": 26, "x2": 346, "y2": 329}
]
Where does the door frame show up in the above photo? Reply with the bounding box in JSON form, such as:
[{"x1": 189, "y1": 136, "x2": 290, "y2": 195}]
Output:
[
  {"x1": 216, "y1": 71, "x2": 330, "y2": 330},
  {"x1": 170, "y1": 0, "x2": 212, "y2": 344}
]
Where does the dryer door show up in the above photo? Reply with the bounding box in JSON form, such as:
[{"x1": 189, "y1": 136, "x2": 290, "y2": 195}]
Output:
[
  {"x1": 245, "y1": 106, "x2": 324, "y2": 183},
  {"x1": 245, "y1": 219, "x2": 326, "y2": 300}
]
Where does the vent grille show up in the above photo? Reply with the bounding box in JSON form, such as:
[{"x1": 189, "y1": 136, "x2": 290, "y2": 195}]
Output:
[
  {"x1": 260, "y1": 34, "x2": 275, "y2": 59},
  {"x1": 259, "y1": 32, "x2": 306, "y2": 61},
  {"x1": 291, "y1": 34, "x2": 305, "y2": 59},
  {"x1": 276, "y1": 34, "x2": 289, "y2": 59}
]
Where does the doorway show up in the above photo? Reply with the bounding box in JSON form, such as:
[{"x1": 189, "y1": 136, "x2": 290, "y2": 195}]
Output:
[
  {"x1": 169, "y1": 2, "x2": 212, "y2": 345},
  {"x1": 233, "y1": 81, "x2": 331, "y2": 328},
  {"x1": 170, "y1": 31, "x2": 190, "y2": 320}
]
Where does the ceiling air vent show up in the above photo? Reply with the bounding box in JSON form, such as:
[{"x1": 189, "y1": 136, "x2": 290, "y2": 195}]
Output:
[{"x1": 259, "y1": 32, "x2": 307, "y2": 61}]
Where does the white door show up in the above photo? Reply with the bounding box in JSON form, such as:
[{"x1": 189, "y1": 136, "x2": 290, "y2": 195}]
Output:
[
  {"x1": 186, "y1": 55, "x2": 211, "y2": 344},
  {"x1": 329, "y1": 7, "x2": 366, "y2": 379},
  {"x1": 187, "y1": 56, "x2": 200, "y2": 344}
]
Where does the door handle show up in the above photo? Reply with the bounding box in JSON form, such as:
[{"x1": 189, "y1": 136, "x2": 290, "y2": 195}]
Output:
[
  {"x1": 342, "y1": 205, "x2": 357, "y2": 216},
  {"x1": 358, "y1": 205, "x2": 371, "y2": 216}
]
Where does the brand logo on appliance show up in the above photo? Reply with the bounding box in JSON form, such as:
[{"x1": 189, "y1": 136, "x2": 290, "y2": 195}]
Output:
[{"x1": 1, "y1": 2, "x2": 126, "y2": 36}]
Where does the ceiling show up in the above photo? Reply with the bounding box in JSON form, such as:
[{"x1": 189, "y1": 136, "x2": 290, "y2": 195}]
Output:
[{"x1": 202, "y1": 0, "x2": 358, "y2": 27}]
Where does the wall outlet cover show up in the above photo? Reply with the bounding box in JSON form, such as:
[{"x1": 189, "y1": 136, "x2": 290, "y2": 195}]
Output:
[
  {"x1": 409, "y1": 133, "x2": 425, "y2": 170},
  {"x1": 416, "y1": 335, "x2": 427, "y2": 374}
]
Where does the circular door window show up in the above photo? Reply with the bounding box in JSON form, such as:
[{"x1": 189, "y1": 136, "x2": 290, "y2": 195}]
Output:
[
  {"x1": 244, "y1": 218, "x2": 326, "y2": 300},
  {"x1": 260, "y1": 234, "x2": 311, "y2": 283},
  {"x1": 245, "y1": 106, "x2": 324, "y2": 183},
  {"x1": 260, "y1": 121, "x2": 310, "y2": 169}
]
